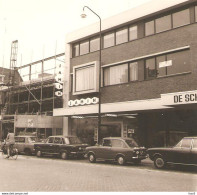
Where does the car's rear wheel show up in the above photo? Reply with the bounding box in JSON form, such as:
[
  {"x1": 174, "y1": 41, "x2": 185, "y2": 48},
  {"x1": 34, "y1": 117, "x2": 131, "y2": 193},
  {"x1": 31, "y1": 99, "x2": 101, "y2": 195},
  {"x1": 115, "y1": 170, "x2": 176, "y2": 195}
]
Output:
[
  {"x1": 61, "y1": 152, "x2": 68, "y2": 160},
  {"x1": 36, "y1": 150, "x2": 42, "y2": 157},
  {"x1": 88, "y1": 153, "x2": 96, "y2": 163},
  {"x1": 154, "y1": 156, "x2": 166, "y2": 169},
  {"x1": 117, "y1": 155, "x2": 126, "y2": 165}
]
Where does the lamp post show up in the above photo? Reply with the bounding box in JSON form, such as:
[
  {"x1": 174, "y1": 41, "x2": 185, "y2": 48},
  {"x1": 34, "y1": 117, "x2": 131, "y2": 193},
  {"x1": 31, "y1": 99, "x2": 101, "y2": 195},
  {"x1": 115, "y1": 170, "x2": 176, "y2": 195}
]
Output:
[{"x1": 81, "y1": 6, "x2": 102, "y2": 144}]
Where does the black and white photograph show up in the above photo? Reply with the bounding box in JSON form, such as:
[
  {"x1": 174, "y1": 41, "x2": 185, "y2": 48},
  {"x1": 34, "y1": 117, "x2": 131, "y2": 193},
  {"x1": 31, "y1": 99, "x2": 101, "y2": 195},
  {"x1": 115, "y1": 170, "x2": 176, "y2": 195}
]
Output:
[{"x1": 0, "y1": 0, "x2": 197, "y2": 193}]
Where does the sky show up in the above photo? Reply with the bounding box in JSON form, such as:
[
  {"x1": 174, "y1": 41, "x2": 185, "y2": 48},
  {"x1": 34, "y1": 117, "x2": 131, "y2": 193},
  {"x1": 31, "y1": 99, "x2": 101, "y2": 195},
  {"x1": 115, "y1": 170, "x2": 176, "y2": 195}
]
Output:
[{"x1": 0, "y1": 0, "x2": 152, "y2": 68}]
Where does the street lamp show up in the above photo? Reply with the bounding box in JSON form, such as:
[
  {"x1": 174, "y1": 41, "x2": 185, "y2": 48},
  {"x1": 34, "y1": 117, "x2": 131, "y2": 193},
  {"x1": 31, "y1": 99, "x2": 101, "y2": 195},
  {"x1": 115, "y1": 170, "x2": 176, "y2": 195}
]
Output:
[{"x1": 81, "y1": 6, "x2": 102, "y2": 144}]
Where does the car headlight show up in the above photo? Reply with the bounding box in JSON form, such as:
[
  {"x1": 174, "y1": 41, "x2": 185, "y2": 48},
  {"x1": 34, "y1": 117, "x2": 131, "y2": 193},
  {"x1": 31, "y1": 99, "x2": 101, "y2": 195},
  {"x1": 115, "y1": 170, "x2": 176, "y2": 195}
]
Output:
[{"x1": 136, "y1": 151, "x2": 139, "y2": 154}]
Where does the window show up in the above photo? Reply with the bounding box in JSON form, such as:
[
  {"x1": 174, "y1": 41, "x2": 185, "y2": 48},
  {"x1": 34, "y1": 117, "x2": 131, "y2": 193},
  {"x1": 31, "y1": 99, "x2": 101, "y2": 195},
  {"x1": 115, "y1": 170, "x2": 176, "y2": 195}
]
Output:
[
  {"x1": 167, "y1": 50, "x2": 190, "y2": 75},
  {"x1": 155, "y1": 14, "x2": 172, "y2": 33},
  {"x1": 156, "y1": 55, "x2": 167, "y2": 77},
  {"x1": 90, "y1": 37, "x2": 100, "y2": 52},
  {"x1": 172, "y1": 9, "x2": 190, "y2": 28},
  {"x1": 145, "y1": 58, "x2": 157, "y2": 79},
  {"x1": 80, "y1": 40, "x2": 89, "y2": 55},
  {"x1": 181, "y1": 138, "x2": 191, "y2": 148},
  {"x1": 111, "y1": 139, "x2": 127, "y2": 148},
  {"x1": 103, "y1": 139, "x2": 111, "y2": 147},
  {"x1": 54, "y1": 137, "x2": 62, "y2": 144},
  {"x1": 75, "y1": 65, "x2": 94, "y2": 92},
  {"x1": 195, "y1": 6, "x2": 197, "y2": 22},
  {"x1": 73, "y1": 61, "x2": 99, "y2": 95},
  {"x1": 47, "y1": 137, "x2": 54, "y2": 143},
  {"x1": 129, "y1": 62, "x2": 138, "y2": 81},
  {"x1": 103, "y1": 32, "x2": 115, "y2": 48},
  {"x1": 193, "y1": 139, "x2": 197, "y2": 149},
  {"x1": 145, "y1": 20, "x2": 155, "y2": 36},
  {"x1": 129, "y1": 25, "x2": 138, "y2": 41},
  {"x1": 104, "y1": 63, "x2": 128, "y2": 86},
  {"x1": 116, "y1": 27, "x2": 128, "y2": 45},
  {"x1": 73, "y1": 43, "x2": 79, "y2": 57}
]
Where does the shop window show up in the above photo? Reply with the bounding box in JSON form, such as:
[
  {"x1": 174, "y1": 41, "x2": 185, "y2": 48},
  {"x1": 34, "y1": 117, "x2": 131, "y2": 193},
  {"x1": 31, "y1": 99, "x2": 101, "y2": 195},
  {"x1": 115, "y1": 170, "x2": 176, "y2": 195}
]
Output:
[
  {"x1": 116, "y1": 27, "x2": 128, "y2": 45},
  {"x1": 181, "y1": 138, "x2": 191, "y2": 148},
  {"x1": 103, "y1": 32, "x2": 115, "y2": 48},
  {"x1": 156, "y1": 55, "x2": 167, "y2": 77},
  {"x1": 195, "y1": 6, "x2": 197, "y2": 22},
  {"x1": 72, "y1": 43, "x2": 79, "y2": 57},
  {"x1": 80, "y1": 40, "x2": 89, "y2": 55},
  {"x1": 73, "y1": 61, "x2": 99, "y2": 95},
  {"x1": 145, "y1": 20, "x2": 155, "y2": 36},
  {"x1": 129, "y1": 25, "x2": 138, "y2": 41},
  {"x1": 172, "y1": 9, "x2": 190, "y2": 28},
  {"x1": 56, "y1": 128, "x2": 63, "y2": 135},
  {"x1": 129, "y1": 62, "x2": 138, "y2": 81},
  {"x1": 104, "y1": 63, "x2": 128, "y2": 86},
  {"x1": 166, "y1": 50, "x2": 190, "y2": 75},
  {"x1": 145, "y1": 58, "x2": 157, "y2": 80},
  {"x1": 90, "y1": 37, "x2": 100, "y2": 52},
  {"x1": 155, "y1": 14, "x2": 172, "y2": 33}
]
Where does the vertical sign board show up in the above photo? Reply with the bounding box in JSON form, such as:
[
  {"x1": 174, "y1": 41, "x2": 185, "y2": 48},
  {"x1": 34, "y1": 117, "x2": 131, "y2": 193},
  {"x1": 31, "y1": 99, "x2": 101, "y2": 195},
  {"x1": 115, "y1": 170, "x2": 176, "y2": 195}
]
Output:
[
  {"x1": 94, "y1": 127, "x2": 98, "y2": 142},
  {"x1": 123, "y1": 124, "x2": 127, "y2": 138},
  {"x1": 55, "y1": 64, "x2": 63, "y2": 97}
]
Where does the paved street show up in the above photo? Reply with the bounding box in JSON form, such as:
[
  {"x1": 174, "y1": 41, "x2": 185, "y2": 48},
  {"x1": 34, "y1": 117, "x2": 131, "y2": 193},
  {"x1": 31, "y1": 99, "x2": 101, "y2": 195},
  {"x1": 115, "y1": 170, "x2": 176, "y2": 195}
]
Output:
[{"x1": 0, "y1": 155, "x2": 196, "y2": 192}]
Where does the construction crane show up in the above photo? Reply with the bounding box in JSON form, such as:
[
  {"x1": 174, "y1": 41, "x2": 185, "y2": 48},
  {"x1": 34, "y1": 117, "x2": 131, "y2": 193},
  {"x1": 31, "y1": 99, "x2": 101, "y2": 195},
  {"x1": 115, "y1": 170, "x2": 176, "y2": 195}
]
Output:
[{"x1": 9, "y1": 40, "x2": 18, "y2": 86}]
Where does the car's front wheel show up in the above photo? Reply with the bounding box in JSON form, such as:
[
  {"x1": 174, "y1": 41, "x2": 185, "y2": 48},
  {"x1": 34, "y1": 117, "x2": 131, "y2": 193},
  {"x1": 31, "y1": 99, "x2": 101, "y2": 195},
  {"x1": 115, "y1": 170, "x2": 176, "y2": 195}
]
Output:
[
  {"x1": 88, "y1": 153, "x2": 96, "y2": 163},
  {"x1": 117, "y1": 155, "x2": 126, "y2": 165},
  {"x1": 154, "y1": 156, "x2": 166, "y2": 169}
]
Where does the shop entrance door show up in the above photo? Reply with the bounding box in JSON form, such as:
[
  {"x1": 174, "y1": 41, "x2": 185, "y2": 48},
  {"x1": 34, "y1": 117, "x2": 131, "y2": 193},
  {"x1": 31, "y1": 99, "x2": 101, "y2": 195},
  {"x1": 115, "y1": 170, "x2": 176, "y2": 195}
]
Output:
[{"x1": 100, "y1": 124, "x2": 121, "y2": 140}]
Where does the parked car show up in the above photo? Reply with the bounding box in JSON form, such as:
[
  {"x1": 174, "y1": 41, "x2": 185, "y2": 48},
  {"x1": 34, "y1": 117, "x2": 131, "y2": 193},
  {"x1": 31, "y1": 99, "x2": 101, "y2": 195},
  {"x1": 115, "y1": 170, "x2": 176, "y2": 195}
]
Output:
[
  {"x1": 34, "y1": 135, "x2": 89, "y2": 160},
  {"x1": 15, "y1": 135, "x2": 39, "y2": 155},
  {"x1": 148, "y1": 136, "x2": 197, "y2": 169},
  {"x1": 85, "y1": 137, "x2": 147, "y2": 165}
]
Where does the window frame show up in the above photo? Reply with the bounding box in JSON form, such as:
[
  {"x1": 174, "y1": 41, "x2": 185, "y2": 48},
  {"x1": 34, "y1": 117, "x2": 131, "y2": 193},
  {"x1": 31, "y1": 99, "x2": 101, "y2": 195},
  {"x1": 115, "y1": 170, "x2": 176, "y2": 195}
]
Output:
[
  {"x1": 115, "y1": 27, "x2": 129, "y2": 45},
  {"x1": 103, "y1": 31, "x2": 115, "y2": 49},
  {"x1": 73, "y1": 61, "x2": 99, "y2": 95}
]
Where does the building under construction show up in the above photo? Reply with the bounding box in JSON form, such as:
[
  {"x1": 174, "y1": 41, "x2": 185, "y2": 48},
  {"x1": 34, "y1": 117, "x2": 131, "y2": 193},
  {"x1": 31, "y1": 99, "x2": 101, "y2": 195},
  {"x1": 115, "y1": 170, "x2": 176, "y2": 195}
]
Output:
[{"x1": 0, "y1": 41, "x2": 64, "y2": 140}]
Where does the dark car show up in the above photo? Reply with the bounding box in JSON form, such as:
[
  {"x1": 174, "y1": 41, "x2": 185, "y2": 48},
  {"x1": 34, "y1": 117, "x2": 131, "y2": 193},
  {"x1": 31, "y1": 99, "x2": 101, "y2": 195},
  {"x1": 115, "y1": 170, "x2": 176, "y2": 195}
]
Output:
[
  {"x1": 34, "y1": 136, "x2": 89, "y2": 160},
  {"x1": 148, "y1": 136, "x2": 197, "y2": 169},
  {"x1": 15, "y1": 135, "x2": 40, "y2": 155},
  {"x1": 85, "y1": 137, "x2": 147, "y2": 165}
]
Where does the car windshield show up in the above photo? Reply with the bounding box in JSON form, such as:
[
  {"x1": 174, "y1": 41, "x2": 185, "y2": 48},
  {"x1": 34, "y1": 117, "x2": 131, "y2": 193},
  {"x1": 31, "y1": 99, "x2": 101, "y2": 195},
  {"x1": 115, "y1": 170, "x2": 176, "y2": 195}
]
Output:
[
  {"x1": 125, "y1": 139, "x2": 138, "y2": 147},
  {"x1": 68, "y1": 137, "x2": 83, "y2": 144}
]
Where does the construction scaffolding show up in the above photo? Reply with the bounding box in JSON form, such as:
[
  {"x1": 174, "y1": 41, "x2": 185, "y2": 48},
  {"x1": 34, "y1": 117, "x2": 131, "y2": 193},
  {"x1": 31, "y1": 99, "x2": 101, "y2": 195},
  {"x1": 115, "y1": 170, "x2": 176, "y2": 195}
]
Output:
[{"x1": 0, "y1": 52, "x2": 64, "y2": 139}]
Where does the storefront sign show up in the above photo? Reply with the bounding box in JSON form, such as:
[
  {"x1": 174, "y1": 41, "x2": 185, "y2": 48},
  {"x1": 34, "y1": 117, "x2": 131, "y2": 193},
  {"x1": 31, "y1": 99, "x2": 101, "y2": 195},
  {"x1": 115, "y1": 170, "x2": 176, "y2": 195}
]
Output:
[
  {"x1": 162, "y1": 90, "x2": 197, "y2": 105},
  {"x1": 68, "y1": 97, "x2": 99, "y2": 107},
  {"x1": 27, "y1": 119, "x2": 34, "y2": 127},
  {"x1": 159, "y1": 60, "x2": 172, "y2": 68},
  {"x1": 55, "y1": 63, "x2": 63, "y2": 96}
]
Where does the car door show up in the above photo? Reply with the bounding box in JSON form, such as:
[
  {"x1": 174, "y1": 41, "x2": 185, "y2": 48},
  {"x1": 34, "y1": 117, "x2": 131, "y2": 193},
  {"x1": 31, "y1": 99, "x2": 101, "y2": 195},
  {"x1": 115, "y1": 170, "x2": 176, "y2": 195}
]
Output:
[
  {"x1": 43, "y1": 137, "x2": 54, "y2": 153},
  {"x1": 191, "y1": 138, "x2": 197, "y2": 165},
  {"x1": 110, "y1": 139, "x2": 128, "y2": 159},
  {"x1": 53, "y1": 137, "x2": 62, "y2": 154},
  {"x1": 172, "y1": 138, "x2": 192, "y2": 164},
  {"x1": 15, "y1": 137, "x2": 25, "y2": 153},
  {"x1": 96, "y1": 139, "x2": 112, "y2": 160}
]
